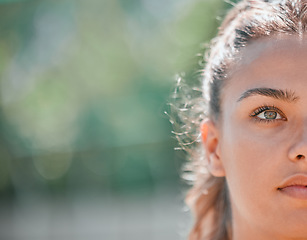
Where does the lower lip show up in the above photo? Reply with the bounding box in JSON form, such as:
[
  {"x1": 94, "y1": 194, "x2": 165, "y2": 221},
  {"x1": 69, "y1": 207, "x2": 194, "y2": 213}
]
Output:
[{"x1": 279, "y1": 186, "x2": 307, "y2": 200}]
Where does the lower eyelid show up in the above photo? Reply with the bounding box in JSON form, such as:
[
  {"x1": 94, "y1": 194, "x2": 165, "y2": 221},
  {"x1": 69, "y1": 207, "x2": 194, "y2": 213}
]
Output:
[{"x1": 252, "y1": 118, "x2": 276, "y2": 123}]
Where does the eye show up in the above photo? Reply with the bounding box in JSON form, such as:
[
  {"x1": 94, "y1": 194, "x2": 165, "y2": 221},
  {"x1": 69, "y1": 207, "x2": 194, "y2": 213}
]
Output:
[
  {"x1": 250, "y1": 106, "x2": 287, "y2": 122},
  {"x1": 257, "y1": 110, "x2": 283, "y2": 120}
]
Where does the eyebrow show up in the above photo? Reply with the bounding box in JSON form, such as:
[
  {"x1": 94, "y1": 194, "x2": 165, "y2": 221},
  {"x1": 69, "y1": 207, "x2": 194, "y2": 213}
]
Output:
[{"x1": 237, "y1": 87, "x2": 299, "y2": 102}]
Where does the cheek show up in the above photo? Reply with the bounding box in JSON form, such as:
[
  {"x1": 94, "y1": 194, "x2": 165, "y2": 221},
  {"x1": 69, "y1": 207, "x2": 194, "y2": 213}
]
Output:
[
  {"x1": 219, "y1": 121, "x2": 287, "y2": 194},
  {"x1": 218, "y1": 127, "x2": 273, "y2": 219},
  {"x1": 218, "y1": 121, "x2": 300, "y2": 230},
  {"x1": 220, "y1": 130, "x2": 265, "y2": 185}
]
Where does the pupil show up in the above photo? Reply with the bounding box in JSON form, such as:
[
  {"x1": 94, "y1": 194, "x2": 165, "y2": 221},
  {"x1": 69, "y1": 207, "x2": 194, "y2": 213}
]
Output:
[{"x1": 264, "y1": 111, "x2": 277, "y2": 119}]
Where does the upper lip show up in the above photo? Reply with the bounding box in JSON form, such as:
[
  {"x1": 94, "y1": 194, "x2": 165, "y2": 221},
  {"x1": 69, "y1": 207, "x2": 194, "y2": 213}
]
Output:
[{"x1": 278, "y1": 174, "x2": 307, "y2": 190}]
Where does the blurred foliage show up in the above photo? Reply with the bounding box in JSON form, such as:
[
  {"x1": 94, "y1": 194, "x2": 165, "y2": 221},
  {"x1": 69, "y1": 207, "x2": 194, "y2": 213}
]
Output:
[{"x1": 0, "y1": 0, "x2": 227, "y2": 199}]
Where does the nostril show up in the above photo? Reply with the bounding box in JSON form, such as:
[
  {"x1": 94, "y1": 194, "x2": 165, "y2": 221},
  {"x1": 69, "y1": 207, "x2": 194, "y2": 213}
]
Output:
[{"x1": 297, "y1": 154, "x2": 305, "y2": 160}]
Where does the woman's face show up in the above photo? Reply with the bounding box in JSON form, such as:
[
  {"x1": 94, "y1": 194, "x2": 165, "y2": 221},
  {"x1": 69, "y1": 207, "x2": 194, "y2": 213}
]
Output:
[{"x1": 214, "y1": 38, "x2": 307, "y2": 239}]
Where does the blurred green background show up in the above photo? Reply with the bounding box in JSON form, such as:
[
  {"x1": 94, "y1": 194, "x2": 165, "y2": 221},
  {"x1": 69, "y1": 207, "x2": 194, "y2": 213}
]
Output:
[{"x1": 0, "y1": 0, "x2": 231, "y2": 239}]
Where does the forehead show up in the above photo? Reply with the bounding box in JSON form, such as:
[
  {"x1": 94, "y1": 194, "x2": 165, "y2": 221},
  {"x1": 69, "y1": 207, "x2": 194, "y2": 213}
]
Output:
[
  {"x1": 239, "y1": 37, "x2": 307, "y2": 69},
  {"x1": 222, "y1": 37, "x2": 307, "y2": 99}
]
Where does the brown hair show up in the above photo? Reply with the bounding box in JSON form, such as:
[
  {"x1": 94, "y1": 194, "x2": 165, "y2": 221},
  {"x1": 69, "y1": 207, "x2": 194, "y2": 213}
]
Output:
[{"x1": 171, "y1": 0, "x2": 307, "y2": 239}]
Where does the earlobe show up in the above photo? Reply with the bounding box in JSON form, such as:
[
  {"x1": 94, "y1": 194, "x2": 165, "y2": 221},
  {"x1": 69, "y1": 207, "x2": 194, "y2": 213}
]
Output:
[
  {"x1": 208, "y1": 153, "x2": 225, "y2": 177},
  {"x1": 201, "y1": 120, "x2": 226, "y2": 177}
]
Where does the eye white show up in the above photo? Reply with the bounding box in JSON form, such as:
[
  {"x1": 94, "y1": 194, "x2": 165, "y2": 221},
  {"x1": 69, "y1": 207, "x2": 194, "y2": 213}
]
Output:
[{"x1": 257, "y1": 110, "x2": 282, "y2": 120}]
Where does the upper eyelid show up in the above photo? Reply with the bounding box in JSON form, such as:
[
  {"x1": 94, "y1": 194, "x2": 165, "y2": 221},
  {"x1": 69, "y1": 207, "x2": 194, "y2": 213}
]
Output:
[{"x1": 249, "y1": 105, "x2": 286, "y2": 118}]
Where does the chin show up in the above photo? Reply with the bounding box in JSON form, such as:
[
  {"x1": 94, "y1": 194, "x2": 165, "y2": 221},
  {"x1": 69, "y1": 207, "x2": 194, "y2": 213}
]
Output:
[{"x1": 276, "y1": 222, "x2": 307, "y2": 239}]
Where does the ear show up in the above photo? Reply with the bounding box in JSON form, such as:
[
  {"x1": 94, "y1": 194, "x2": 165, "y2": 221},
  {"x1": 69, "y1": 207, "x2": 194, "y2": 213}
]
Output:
[{"x1": 201, "y1": 120, "x2": 225, "y2": 177}]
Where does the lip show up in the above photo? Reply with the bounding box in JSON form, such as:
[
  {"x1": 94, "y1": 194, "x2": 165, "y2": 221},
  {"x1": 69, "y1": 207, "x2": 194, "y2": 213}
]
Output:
[{"x1": 278, "y1": 174, "x2": 307, "y2": 200}]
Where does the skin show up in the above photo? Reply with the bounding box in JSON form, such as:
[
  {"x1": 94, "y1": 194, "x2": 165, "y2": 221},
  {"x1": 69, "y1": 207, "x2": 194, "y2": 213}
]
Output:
[{"x1": 202, "y1": 38, "x2": 307, "y2": 240}]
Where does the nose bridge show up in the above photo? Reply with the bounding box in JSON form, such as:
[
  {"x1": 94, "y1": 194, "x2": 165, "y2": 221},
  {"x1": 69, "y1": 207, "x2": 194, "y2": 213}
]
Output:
[
  {"x1": 298, "y1": 120, "x2": 307, "y2": 141},
  {"x1": 288, "y1": 118, "x2": 307, "y2": 161}
]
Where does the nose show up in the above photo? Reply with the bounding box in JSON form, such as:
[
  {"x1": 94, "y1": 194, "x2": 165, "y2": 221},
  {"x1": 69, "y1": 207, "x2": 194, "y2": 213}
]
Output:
[{"x1": 288, "y1": 127, "x2": 307, "y2": 162}]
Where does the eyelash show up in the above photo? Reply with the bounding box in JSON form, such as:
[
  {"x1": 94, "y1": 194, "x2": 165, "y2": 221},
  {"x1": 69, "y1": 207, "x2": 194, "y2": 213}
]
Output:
[{"x1": 250, "y1": 105, "x2": 287, "y2": 123}]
